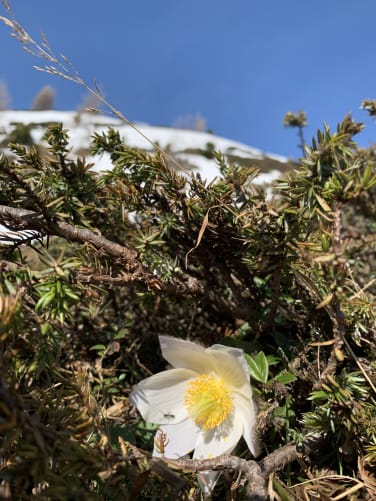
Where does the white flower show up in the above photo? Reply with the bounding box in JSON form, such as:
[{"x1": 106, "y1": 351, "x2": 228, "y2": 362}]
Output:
[{"x1": 129, "y1": 335, "x2": 259, "y2": 493}]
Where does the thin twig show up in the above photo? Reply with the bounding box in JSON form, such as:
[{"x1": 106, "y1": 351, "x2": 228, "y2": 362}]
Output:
[
  {"x1": 158, "y1": 434, "x2": 322, "y2": 500},
  {"x1": 0, "y1": 204, "x2": 253, "y2": 320},
  {"x1": 0, "y1": 2, "x2": 188, "y2": 174}
]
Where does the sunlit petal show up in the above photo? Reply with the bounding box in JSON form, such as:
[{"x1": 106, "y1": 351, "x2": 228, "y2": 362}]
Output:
[
  {"x1": 233, "y1": 393, "x2": 259, "y2": 456},
  {"x1": 192, "y1": 413, "x2": 243, "y2": 459},
  {"x1": 206, "y1": 347, "x2": 250, "y2": 389},
  {"x1": 210, "y1": 343, "x2": 250, "y2": 380},
  {"x1": 159, "y1": 335, "x2": 217, "y2": 374},
  {"x1": 129, "y1": 368, "x2": 195, "y2": 424},
  {"x1": 153, "y1": 418, "x2": 200, "y2": 458},
  {"x1": 197, "y1": 471, "x2": 221, "y2": 496},
  {"x1": 130, "y1": 336, "x2": 259, "y2": 497}
]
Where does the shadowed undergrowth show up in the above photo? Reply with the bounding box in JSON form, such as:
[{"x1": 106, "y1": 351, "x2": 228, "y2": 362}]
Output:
[{"x1": 0, "y1": 114, "x2": 375, "y2": 499}]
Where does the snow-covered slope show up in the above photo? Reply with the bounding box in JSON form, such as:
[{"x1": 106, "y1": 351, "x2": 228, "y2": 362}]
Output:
[
  {"x1": 0, "y1": 110, "x2": 292, "y2": 185},
  {"x1": 0, "y1": 110, "x2": 295, "y2": 243}
]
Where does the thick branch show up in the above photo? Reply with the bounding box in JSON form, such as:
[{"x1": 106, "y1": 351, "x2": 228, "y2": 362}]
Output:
[
  {"x1": 0, "y1": 205, "x2": 266, "y2": 322},
  {"x1": 0, "y1": 204, "x2": 138, "y2": 264},
  {"x1": 159, "y1": 434, "x2": 322, "y2": 500},
  {"x1": 0, "y1": 205, "x2": 246, "y2": 316}
]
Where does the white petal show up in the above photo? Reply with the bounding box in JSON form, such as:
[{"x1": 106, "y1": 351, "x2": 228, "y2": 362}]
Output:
[
  {"x1": 206, "y1": 347, "x2": 250, "y2": 390},
  {"x1": 153, "y1": 418, "x2": 200, "y2": 458},
  {"x1": 129, "y1": 368, "x2": 196, "y2": 424},
  {"x1": 159, "y1": 335, "x2": 217, "y2": 374},
  {"x1": 233, "y1": 393, "x2": 260, "y2": 457},
  {"x1": 193, "y1": 408, "x2": 243, "y2": 496},
  {"x1": 210, "y1": 343, "x2": 250, "y2": 380},
  {"x1": 197, "y1": 471, "x2": 221, "y2": 496},
  {"x1": 192, "y1": 413, "x2": 243, "y2": 459},
  {"x1": 233, "y1": 375, "x2": 254, "y2": 402},
  {"x1": 159, "y1": 337, "x2": 251, "y2": 395}
]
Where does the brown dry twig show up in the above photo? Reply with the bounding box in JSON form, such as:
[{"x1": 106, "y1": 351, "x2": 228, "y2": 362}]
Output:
[
  {"x1": 154, "y1": 433, "x2": 322, "y2": 500},
  {"x1": 0, "y1": 205, "x2": 253, "y2": 321},
  {"x1": 0, "y1": 203, "x2": 143, "y2": 270},
  {"x1": 0, "y1": 1, "x2": 188, "y2": 174}
]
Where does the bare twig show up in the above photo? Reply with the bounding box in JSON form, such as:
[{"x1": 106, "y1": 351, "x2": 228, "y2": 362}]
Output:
[
  {"x1": 0, "y1": 2, "x2": 188, "y2": 174},
  {"x1": 0, "y1": 204, "x2": 253, "y2": 321},
  {"x1": 0, "y1": 204, "x2": 140, "y2": 265},
  {"x1": 157, "y1": 434, "x2": 322, "y2": 500}
]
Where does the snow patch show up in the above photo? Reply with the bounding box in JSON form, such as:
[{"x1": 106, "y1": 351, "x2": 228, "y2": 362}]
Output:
[{"x1": 0, "y1": 110, "x2": 288, "y2": 245}]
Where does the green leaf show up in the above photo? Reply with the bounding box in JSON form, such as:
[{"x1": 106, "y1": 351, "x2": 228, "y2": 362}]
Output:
[
  {"x1": 35, "y1": 291, "x2": 55, "y2": 311},
  {"x1": 272, "y1": 478, "x2": 294, "y2": 501},
  {"x1": 245, "y1": 351, "x2": 269, "y2": 383},
  {"x1": 64, "y1": 288, "x2": 80, "y2": 301},
  {"x1": 308, "y1": 390, "x2": 328, "y2": 401},
  {"x1": 314, "y1": 192, "x2": 332, "y2": 212},
  {"x1": 90, "y1": 344, "x2": 106, "y2": 352},
  {"x1": 266, "y1": 354, "x2": 281, "y2": 366},
  {"x1": 114, "y1": 330, "x2": 127, "y2": 339},
  {"x1": 274, "y1": 372, "x2": 297, "y2": 384}
]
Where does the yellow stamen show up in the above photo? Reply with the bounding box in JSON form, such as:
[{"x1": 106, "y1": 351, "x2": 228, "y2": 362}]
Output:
[{"x1": 184, "y1": 373, "x2": 233, "y2": 430}]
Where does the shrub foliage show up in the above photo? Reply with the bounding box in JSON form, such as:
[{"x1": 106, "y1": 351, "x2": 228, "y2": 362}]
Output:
[{"x1": 0, "y1": 114, "x2": 376, "y2": 499}]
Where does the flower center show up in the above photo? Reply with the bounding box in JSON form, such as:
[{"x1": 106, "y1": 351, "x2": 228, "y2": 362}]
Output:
[{"x1": 184, "y1": 373, "x2": 233, "y2": 430}]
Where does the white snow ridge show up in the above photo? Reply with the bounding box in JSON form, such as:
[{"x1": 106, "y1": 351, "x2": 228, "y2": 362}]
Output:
[{"x1": 0, "y1": 110, "x2": 292, "y2": 242}]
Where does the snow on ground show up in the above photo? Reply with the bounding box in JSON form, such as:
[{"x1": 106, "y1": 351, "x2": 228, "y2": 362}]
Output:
[
  {"x1": 113, "y1": 122, "x2": 267, "y2": 160},
  {"x1": 0, "y1": 110, "x2": 290, "y2": 185},
  {"x1": 0, "y1": 110, "x2": 288, "y2": 242},
  {"x1": 0, "y1": 110, "x2": 290, "y2": 184},
  {"x1": 0, "y1": 110, "x2": 263, "y2": 158},
  {"x1": 88, "y1": 151, "x2": 283, "y2": 189},
  {"x1": 174, "y1": 153, "x2": 221, "y2": 181},
  {"x1": 0, "y1": 110, "x2": 118, "y2": 130},
  {"x1": 0, "y1": 111, "x2": 288, "y2": 177}
]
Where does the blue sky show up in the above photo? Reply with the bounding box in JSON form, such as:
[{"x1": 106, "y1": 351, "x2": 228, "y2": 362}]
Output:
[{"x1": 1, "y1": 0, "x2": 376, "y2": 158}]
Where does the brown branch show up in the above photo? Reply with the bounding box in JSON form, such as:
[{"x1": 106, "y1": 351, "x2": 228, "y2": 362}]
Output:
[
  {"x1": 75, "y1": 269, "x2": 205, "y2": 293},
  {"x1": 76, "y1": 268, "x2": 246, "y2": 319},
  {"x1": 159, "y1": 434, "x2": 322, "y2": 500},
  {"x1": 116, "y1": 434, "x2": 323, "y2": 499},
  {"x1": 0, "y1": 204, "x2": 138, "y2": 263},
  {"x1": 332, "y1": 204, "x2": 343, "y2": 256},
  {"x1": 0, "y1": 204, "x2": 167, "y2": 292},
  {"x1": 161, "y1": 455, "x2": 265, "y2": 500},
  {"x1": 76, "y1": 267, "x2": 256, "y2": 323},
  {"x1": 317, "y1": 204, "x2": 346, "y2": 383},
  {"x1": 1, "y1": 160, "x2": 52, "y2": 222},
  {"x1": 0, "y1": 205, "x2": 249, "y2": 318}
]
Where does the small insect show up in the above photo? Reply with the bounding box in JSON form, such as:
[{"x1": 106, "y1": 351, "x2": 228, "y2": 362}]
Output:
[
  {"x1": 154, "y1": 428, "x2": 169, "y2": 455},
  {"x1": 163, "y1": 412, "x2": 175, "y2": 420}
]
